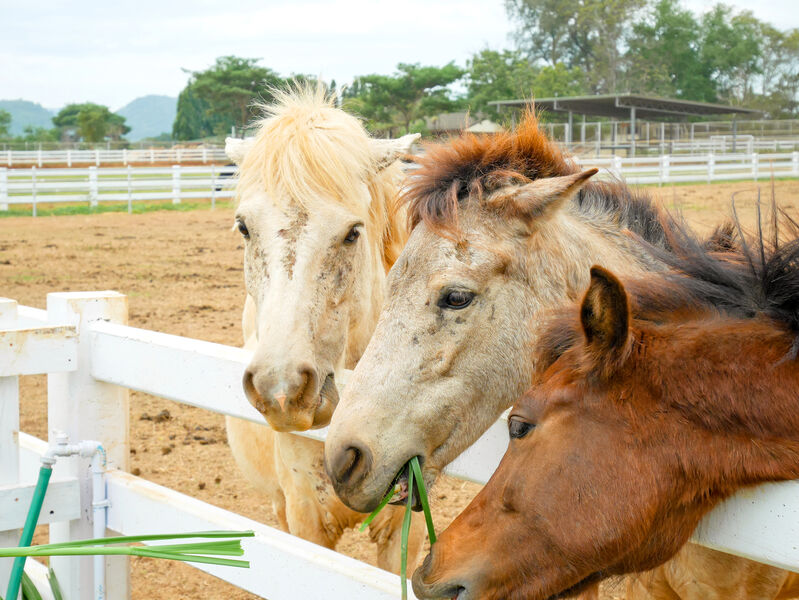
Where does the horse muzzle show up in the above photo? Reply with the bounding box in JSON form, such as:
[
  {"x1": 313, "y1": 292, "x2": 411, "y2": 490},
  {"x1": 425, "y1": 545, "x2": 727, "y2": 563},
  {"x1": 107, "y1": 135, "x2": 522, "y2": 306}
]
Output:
[{"x1": 243, "y1": 362, "x2": 337, "y2": 432}]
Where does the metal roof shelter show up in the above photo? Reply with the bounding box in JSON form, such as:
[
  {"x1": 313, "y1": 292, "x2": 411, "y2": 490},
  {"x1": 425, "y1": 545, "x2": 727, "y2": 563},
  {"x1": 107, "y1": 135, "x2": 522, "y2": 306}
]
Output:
[{"x1": 488, "y1": 93, "x2": 762, "y2": 155}]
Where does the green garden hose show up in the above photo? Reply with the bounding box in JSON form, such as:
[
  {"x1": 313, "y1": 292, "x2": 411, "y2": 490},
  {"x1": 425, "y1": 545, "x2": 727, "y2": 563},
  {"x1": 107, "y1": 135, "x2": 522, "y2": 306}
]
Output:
[{"x1": 5, "y1": 465, "x2": 52, "y2": 600}]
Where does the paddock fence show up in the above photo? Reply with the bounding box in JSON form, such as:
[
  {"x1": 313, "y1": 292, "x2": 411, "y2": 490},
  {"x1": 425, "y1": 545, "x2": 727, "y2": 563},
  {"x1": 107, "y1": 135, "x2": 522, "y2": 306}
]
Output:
[
  {"x1": 0, "y1": 165, "x2": 237, "y2": 214},
  {"x1": 1, "y1": 292, "x2": 797, "y2": 599},
  {"x1": 0, "y1": 148, "x2": 230, "y2": 168},
  {"x1": 2, "y1": 151, "x2": 798, "y2": 216}
]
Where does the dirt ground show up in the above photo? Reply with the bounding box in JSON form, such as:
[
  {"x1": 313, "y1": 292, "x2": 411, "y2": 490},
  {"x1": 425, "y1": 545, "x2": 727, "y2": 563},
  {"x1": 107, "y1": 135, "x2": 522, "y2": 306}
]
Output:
[{"x1": 1, "y1": 178, "x2": 797, "y2": 599}]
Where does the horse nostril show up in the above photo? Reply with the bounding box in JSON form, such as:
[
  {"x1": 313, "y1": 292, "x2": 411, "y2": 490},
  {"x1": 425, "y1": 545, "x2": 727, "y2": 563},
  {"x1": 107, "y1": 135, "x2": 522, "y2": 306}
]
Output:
[
  {"x1": 242, "y1": 368, "x2": 257, "y2": 401},
  {"x1": 330, "y1": 443, "x2": 371, "y2": 488}
]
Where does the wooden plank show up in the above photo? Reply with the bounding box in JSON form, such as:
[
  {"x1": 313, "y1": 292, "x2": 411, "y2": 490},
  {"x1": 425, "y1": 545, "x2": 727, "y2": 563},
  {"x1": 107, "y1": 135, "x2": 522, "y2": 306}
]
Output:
[
  {"x1": 0, "y1": 479, "x2": 81, "y2": 530},
  {"x1": 106, "y1": 471, "x2": 412, "y2": 599},
  {"x1": 0, "y1": 326, "x2": 77, "y2": 376},
  {"x1": 693, "y1": 481, "x2": 799, "y2": 573}
]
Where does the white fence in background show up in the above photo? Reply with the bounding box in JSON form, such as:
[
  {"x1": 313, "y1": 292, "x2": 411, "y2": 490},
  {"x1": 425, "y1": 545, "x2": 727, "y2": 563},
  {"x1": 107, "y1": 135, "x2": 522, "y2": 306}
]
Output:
[
  {"x1": 0, "y1": 165, "x2": 236, "y2": 214},
  {"x1": 577, "y1": 151, "x2": 799, "y2": 184},
  {"x1": 3, "y1": 151, "x2": 798, "y2": 215},
  {"x1": 1, "y1": 292, "x2": 798, "y2": 600},
  {"x1": 0, "y1": 147, "x2": 229, "y2": 168}
]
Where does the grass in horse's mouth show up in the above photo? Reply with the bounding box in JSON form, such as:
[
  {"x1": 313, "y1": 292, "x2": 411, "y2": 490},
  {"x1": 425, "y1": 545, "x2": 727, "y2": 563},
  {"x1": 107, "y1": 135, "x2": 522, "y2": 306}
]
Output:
[{"x1": 360, "y1": 457, "x2": 436, "y2": 600}]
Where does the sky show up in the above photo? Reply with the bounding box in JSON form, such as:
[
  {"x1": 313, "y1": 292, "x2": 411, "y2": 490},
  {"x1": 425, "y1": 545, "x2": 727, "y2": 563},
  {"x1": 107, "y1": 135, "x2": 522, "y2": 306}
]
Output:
[{"x1": 1, "y1": 0, "x2": 797, "y2": 112}]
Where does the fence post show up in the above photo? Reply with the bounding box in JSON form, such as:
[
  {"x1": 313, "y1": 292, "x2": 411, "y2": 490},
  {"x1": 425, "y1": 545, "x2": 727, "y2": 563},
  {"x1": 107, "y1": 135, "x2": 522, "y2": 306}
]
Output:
[
  {"x1": 210, "y1": 164, "x2": 216, "y2": 210},
  {"x1": 0, "y1": 168, "x2": 7, "y2": 211},
  {"x1": 0, "y1": 299, "x2": 21, "y2": 598},
  {"x1": 67, "y1": 149, "x2": 72, "y2": 168},
  {"x1": 149, "y1": 148, "x2": 154, "y2": 164},
  {"x1": 172, "y1": 165, "x2": 181, "y2": 204},
  {"x1": 612, "y1": 155, "x2": 623, "y2": 179},
  {"x1": 176, "y1": 148, "x2": 183, "y2": 164},
  {"x1": 707, "y1": 152, "x2": 714, "y2": 184},
  {"x1": 95, "y1": 149, "x2": 100, "y2": 167},
  {"x1": 47, "y1": 292, "x2": 130, "y2": 600},
  {"x1": 127, "y1": 165, "x2": 132, "y2": 214},
  {"x1": 202, "y1": 147, "x2": 208, "y2": 163},
  {"x1": 752, "y1": 153, "x2": 759, "y2": 182},
  {"x1": 31, "y1": 167, "x2": 37, "y2": 218},
  {"x1": 792, "y1": 151, "x2": 799, "y2": 177},
  {"x1": 122, "y1": 148, "x2": 128, "y2": 166},
  {"x1": 89, "y1": 166, "x2": 99, "y2": 207},
  {"x1": 37, "y1": 149, "x2": 42, "y2": 168},
  {"x1": 6, "y1": 150, "x2": 11, "y2": 168}
]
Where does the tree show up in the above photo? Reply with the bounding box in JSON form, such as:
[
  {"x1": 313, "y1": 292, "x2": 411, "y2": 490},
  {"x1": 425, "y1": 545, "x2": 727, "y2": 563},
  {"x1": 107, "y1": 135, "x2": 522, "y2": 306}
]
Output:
[
  {"x1": 465, "y1": 49, "x2": 539, "y2": 115},
  {"x1": 505, "y1": 0, "x2": 583, "y2": 67},
  {"x1": 345, "y1": 62, "x2": 464, "y2": 135},
  {"x1": 626, "y1": 0, "x2": 716, "y2": 100},
  {"x1": 506, "y1": 0, "x2": 646, "y2": 93},
  {"x1": 173, "y1": 56, "x2": 284, "y2": 139},
  {"x1": 700, "y1": 6, "x2": 763, "y2": 103},
  {"x1": 52, "y1": 103, "x2": 129, "y2": 142},
  {"x1": 0, "y1": 109, "x2": 10, "y2": 138}
]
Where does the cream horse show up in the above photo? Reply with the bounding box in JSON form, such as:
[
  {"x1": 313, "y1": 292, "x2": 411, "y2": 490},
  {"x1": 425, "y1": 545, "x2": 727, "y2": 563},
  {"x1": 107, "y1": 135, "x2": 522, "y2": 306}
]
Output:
[{"x1": 223, "y1": 84, "x2": 424, "y2": 572}]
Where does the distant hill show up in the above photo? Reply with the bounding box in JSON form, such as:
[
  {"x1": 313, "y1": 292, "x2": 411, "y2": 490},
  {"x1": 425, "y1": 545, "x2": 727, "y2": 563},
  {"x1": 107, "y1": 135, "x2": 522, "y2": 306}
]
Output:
[
  {"x1": 116, "y1": 95, "x2": 177, "y2": 141},
  {"x1": 0, "y1": 100, "x2": 55, "y2": 135}
]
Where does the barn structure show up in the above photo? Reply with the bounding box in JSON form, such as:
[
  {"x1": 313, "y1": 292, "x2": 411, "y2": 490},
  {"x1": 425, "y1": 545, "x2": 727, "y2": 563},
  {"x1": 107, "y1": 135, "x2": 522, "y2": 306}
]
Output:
[{"x1": 488, "y1": 93, "x2": 761, "y2": 155}]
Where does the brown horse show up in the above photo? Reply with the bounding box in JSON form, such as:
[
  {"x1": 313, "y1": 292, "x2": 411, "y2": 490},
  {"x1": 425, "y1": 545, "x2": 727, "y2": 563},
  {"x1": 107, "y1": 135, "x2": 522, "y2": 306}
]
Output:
[{"x1": 412, "y1": 211, "x2": 799, "y2": 600}]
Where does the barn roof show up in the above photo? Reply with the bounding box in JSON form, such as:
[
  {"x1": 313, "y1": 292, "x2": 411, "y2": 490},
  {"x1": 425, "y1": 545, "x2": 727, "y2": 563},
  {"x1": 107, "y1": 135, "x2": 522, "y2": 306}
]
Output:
[{"x1": 488, "y1": 93, "x2": 762, "y2": 120}]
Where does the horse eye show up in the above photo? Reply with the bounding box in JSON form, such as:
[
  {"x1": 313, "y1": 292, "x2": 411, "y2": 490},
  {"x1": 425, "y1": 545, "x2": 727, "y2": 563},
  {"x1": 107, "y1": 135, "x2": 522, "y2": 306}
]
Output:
[
  {"x1": 344, "y1": 226, "x2": 360, "y2": 244},
  {"x1": 508, "y1": 416, "x2": 534, "y2": 439},
  {"x1": 439, "y1": 289, "x2": 475, "y2": 310},
  {"x1": 236, "y1": 220, "x2": 250, "y2": 240}
]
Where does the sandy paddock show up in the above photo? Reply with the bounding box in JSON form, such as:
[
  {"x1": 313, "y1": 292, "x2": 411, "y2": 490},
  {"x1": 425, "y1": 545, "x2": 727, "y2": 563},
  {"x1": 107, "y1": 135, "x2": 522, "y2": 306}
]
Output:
[{"x1": 1, "y1": 178, "x2": 797, "y2": 599}]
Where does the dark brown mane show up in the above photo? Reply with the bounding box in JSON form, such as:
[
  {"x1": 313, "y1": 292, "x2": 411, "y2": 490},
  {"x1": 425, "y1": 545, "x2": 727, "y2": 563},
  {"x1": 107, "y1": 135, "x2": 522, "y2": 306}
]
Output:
[
  {"x1": 404, "y1": 112, "x2": 668, "y2": 249},
  {"x1": 537, "y1": 204, "x2": 799, "y2": 371}
]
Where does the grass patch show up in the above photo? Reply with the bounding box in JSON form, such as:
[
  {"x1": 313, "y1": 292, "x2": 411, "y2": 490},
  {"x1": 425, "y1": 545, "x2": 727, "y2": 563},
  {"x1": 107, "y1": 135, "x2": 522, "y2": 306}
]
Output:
[{"x1": 0, "y1": 200, "x2": 234, "y2": 218}]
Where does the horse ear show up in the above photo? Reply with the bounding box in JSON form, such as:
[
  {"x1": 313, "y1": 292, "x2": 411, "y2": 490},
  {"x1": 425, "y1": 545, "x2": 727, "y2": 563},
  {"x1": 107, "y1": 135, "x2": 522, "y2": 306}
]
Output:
[
  {"x1": 580, "y1": 265, "x2": 631, "y2": 374},
  {"x1": 225, "y1": 137, "x2": 255, "y2": 165},
  {"x1": 510, "y1": 168, "x2": 598, "y2": 223},
  {"x1": 370, "y1": 133, "x2": 420, "y2": 171}
]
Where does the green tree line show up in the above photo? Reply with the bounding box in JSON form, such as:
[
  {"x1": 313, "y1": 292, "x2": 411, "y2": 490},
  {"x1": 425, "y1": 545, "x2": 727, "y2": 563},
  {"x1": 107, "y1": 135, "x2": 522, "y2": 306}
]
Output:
[
  {"x1": 3, "y1": 0, "x2": 796, "y2": 144},
  {"x1": 0, "y1": 102, "x2": 130, "y2": 144},
  {"x1": 174, "y1": 1, "x2": 797, "y2": 138}
]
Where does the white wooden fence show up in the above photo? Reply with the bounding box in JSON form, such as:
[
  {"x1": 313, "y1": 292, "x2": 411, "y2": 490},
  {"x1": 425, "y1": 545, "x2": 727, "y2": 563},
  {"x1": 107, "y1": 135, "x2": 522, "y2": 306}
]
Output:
[
  {"x1": 575, "y1": 151, "x2": 799, "y2": 184},
  {"x1": 0, "y1": 166, "x2": 236, "y2": 214},
  {"x1": 3, "y1": 151, "x2": 797, "y2": 216},
  {"x1": 1, "y1": 291, "x2": 797, "y2": 599},
  {"x1": 0, "y1": 148, "x2": 229, "y2": 168}
]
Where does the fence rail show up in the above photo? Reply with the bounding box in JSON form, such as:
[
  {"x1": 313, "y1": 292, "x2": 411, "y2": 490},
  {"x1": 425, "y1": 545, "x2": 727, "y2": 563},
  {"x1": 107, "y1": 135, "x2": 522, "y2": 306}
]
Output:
[
  {"x1": 0, "y1": 147, "x2": 229, "y2": 168},
  {"x1": 3, "y1": 151, "x2": 798, "y2": 216},
  {"x1": 1, "y1": 293, "x2": 798, "y2": 600}
]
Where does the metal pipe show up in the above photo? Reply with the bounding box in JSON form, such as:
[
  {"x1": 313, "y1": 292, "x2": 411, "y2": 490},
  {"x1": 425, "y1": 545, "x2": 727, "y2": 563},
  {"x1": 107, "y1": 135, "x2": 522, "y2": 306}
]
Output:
[{"x1": 6, "y1": 433, "x2": 107, "y2": 600}]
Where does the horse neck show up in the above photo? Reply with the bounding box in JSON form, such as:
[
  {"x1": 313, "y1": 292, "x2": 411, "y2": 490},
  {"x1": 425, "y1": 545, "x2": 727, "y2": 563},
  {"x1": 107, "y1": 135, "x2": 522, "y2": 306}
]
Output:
[{"x1": 650, "y1": 322, "x2": 799, "y2": 492}]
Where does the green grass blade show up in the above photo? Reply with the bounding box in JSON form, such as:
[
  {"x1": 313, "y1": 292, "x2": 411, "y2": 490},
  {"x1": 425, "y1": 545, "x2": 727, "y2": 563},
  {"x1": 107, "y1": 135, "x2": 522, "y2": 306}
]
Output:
[
  {"x1": 39, "y1": 531, "x2": 254, "y2": 549},
  {"x1": 359, "y1": 485, "x2": 398, "y2": 532},
  {"x1": 400, "y1": 466, "x2": 414, "y2": 600},
  {"x1": 409, "y1": 457, "x2": 436, "y2": 544},
  {"x1": 21, "y1": 571, "x2": 42, "y2": 600},
  {"x1": 46, "y1": 568, "x2": 63, "y2": 600}
]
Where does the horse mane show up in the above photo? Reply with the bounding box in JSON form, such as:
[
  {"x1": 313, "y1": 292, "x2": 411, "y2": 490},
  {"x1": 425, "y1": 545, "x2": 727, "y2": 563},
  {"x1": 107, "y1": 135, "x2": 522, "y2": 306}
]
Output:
[
  {"x1": 537, "y1": 203, "x2": 799, "y2": 370},
  {"x1": 648, "y1": 203, "x2": 799, "y2": 337},
  {"x1": 404, "y1": 111, "x2": 667, "y2": 248},
  {"x1": 237, "y1": 81, "x2": 407, "y2": 271}
]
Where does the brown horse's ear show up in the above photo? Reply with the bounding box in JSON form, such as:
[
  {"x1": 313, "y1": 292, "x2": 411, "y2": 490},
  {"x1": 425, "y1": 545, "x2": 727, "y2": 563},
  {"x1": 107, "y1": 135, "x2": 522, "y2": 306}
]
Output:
[
  {"x1": 505, "y1": 168, "x2": 598, "y2": 223},
  {"x1": 580, "y1": 265, "x2": 631, "y2": 375}
]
